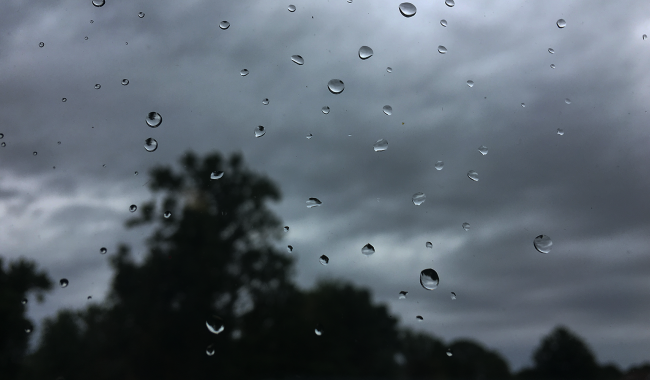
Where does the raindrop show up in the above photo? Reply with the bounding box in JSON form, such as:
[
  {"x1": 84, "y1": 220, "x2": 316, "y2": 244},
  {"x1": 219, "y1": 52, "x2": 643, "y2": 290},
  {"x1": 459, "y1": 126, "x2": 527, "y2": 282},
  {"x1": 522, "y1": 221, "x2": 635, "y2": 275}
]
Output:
[
  {"x1": 386, "y1": 67, "x2": 393, "y2": 73},
  {"x1": 416, "y1": 315, "x2": 423, "y2": 321},
  {"x1": 25, "y1": 327, "x2": 32, "y2": 334},
  {"x1": 565, "y1": 98, "x2": 571, "y2": 104},
  {"x1": 122, "y1": 79, "x2": 129, "y2": 85},
  {"x1": 361, "y1": 243, "x2": 375, "y2": 256},
  {"x1": 219, "y1": 21, "x2": 230, "y2": 30},
  {"x1": 521, "y1": 103, "x2": 526, "y2": 107},
  {"x1": 315, "y1": 325, "x2": 323, "y2": 336},
  {"x1": 284, "y1": 226, "x2": 289, "y2": 232},
  {"x1": 94, "y1": 84, "x2": 101, "y2": 89},
  {"x1": 440, "y1": 19, "x2": 447, "y2": 27},
  {"x1": 322, "y1": 106, "x2": 330, "y2": 114},
  {"x1": 288, "y1": 4, "x2": 296, "y2": 12},
  {"x1": 206, "y1": 315, "x2": 225, "y2": 334},
  {"x1": 39, "y1": 42, "x2": 44, "y2": 48},
  {"x1": 85, "y1": 36, "x2": 89, "y2": 40},
  {"x1": 21, "y1": 298, "x2": 27, "y2": 305},
  {"x1": 0, "y1": 133, "x2": 3, "y2": 139},
  {"x1": 467, "y1": 170, "x2": 479, "y2": 181},
  {"x1": 206, "y1": 345, "x2": 215, "y2": 356},
  {"x1": 373, "y1": 139, "x2": 388, "y2": 152},
  {"x1": 33, "y1": 152, "x2": 37, "y2": 156},
  {"x1": 146, "y1": 112, "x2": 162, "y2": 128},
  {"x1": 478, "y1": 145, "x2": 488, "y2": 155},
  {"x1": 644, "y1": 34, "x2": 648, "y2": 40},
  {"x1": 556, "y1": 19, "x2": 566, "y2": 28},
  {"x1": 462, "y1": 222, "x2": 470, "y2": 231},
  {"x1": 87, "y1": 295, "x2": 92, "y2": 299},
  {"x1": 557, "y1": 128, "x2": 564, "y2": 136},
  {"x1": 412, "y1": 192, "x2": 426, "y2": 206},
  {"x1": 262, "y1": 98, "x2": 269, "y2": 105},
  {"x1": 1, "y1": 142, "x2": 6, "y2": 147},
  {"x1": 306, "y1": 198, "x2": 322, "y2": 208},
  {"x1": 144, "y1": 138, "x2": 158, "y2": 152},
  {"x1": 134, "y1": 171, "x2": 138, "y2": 175},
  {"x1": 399, "y1": 2, "x2": 416, "y2": 17},
  {"x1": 446, "y1": 349, "x2": 453, "y2": 357},
  {"x1": 291, "y1": 55, "x2": 304, "y2": 65},
  {"x1": 358, "y1": 46, "x2": 373, "y2": 60},
  {"x1": 164, "y1": 211, "x2": 172, "y2": 218},
  {"x1": 254, "y1": 125, "x2": 265, "y2": 137},
  {"x1": 533, "y1": 235, "x2": 552, "y2": 254},
  {"x1": 60, "y1": 279, "x2": 69, "y2": 288},
  {"x1": 467, "y1": 80, "x2": 474, "y2": 87},
  {"x1": 62, "y1": 98, "x2": 67, "y2": 102},
  {"x1": 306, "y1": 134, "x2": 313, "y2": 139},
  {"x1": 382, "y1": 105, "x2": 393, "y2": 115},
  {"x1": 210, "y1": 171, "x2": 224, "y2": 180},
  {"x1": 90, "y1": 20, "x2": 94, "y2": 23},
  {"x1": 240, "y1": 69, "x2": 249, "y2": 76},
  {"x1": 129, "y1": 204, "x2": 137, "y2": 212},
  {"x1": 327, "y1": 79, "x2": 344, "y2": 94},
  {"x1": 318, "y1": 255, "x2": 329, "y2": 265},
  {"x1": 445, "y1": 0, "x2": 455, "y2": 7},
  {"x1": 435, "y1": 161, "x2": 444, "y2": 170},
  {"x1": 438, "y1": 45, "x2": 447, "y2": 54},
  {"x1": 100, "y1": 247, "x2": 107, "y2": 254},
  {"x1": 287, "y1": 245, "x2": 293, "y2": 253},
  {"x1": 57, "y1": 141, "x2": 61, "y2": 145},
  {"x1": 138, "y1": 12, "x2": 145, "y2": 18},
  {"x1": 399, "y1": 291, "x2": 408, "y2": 299},
  {"x1": 548, "y1": 48, "x2": 555, "y2": 54},
  {"x1": 426, "y1": 242, "x2": 432, "y2": 249},
  {"x1": 420, "y1": 268, "x2": 439, "y2": 290},
  {"x1": 92, "y1": 0, "x2": 105, "y2": 7},
  {"x1": 550, "y1": 64, "x2": 556, "y2": 69},
  {"x1": 451, "y1": 292, "x2": 457, "y2": 300}
]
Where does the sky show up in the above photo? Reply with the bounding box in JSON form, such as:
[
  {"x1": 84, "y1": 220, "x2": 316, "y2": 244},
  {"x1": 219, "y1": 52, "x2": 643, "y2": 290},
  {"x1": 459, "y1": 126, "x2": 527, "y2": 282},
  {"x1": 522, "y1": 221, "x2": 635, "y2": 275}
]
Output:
[{"x1": 1, "y1": 0, "x2": 650, "y2": 371}]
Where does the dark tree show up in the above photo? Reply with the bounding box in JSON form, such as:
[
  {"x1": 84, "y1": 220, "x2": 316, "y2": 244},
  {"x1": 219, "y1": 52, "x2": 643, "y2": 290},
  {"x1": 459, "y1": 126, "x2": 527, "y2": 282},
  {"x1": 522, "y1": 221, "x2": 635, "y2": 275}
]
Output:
[{"x1": 530, "y1": 326, "x2": 599, "y2": 380}]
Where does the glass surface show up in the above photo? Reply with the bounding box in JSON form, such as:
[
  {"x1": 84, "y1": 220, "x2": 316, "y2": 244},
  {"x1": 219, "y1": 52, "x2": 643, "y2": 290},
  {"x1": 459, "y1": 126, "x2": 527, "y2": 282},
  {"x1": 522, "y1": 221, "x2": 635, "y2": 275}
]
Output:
[{"x1": 1, "y1": 1, "x2": 650, "y2": 379}]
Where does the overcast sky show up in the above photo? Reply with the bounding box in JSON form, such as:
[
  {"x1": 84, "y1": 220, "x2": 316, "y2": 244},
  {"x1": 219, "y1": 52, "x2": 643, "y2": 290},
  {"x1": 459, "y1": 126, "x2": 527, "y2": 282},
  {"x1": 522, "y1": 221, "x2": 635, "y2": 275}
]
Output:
[{"x1": 1, "y1": 0, "x2": 650, "y2": 370}]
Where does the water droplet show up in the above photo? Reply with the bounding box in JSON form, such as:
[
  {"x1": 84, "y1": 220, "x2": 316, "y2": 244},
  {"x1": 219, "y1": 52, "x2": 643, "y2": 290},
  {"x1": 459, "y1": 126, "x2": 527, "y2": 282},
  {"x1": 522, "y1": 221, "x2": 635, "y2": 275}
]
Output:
[
  {"x1": 129, "y1": 204, "x2": 137, "y2": 212},
  {"x1": 1, "y1": 142, "x2": 6, "y2": 147},
  {"x1": 445, "y1": 0, "x2": 455, "y2": 7},
  {"x1": 315, "y1": 325, "x2": 323, "y2": 335},
  {"x1": 87, "y1": 295, "x2": 92, "y2": 299},
  {"x1": 33, "y1": 152, "x2": 37, "y2": 156},
  {"x1": 100, "y1": 247, "x2": 107, "y2": 254},
  {"x1": 92, "y1": 0, "x2": 105, "y2": 6},
  {"x1": 386, "y1": 67, "x2": 392, "y2": 73},
  {"x1": 556, "y1": 19, "x2": 566, "y2": 28},
  {"x1": 21, "y1": 298, "x2": 27, "y2": 305},
  {"x1": 327, "y1": 79, "x2": 344, "y2": 94},
  {"x1": 426, "y1": 241, "x2": 432, "y2": 249},
  {"x1": 210, "y1": 171, "x2": 224, "y2": 180},
  {"x1": 412, "y1": 192, "x2": 426, "y2": 206},
  {"x1": 138, "y1": 12, "x2": 145, "y2": 18},
  {"x1": 306, "y1": 198, "x2": 322, "y2": 208},
  {"x1": 440, "y1": 19, "x2": 447, "y2": 27},
  {"x1": 358, "y1": 46, "x2": 373, "y2": 60},
  {"x1": 219, "y1": 21, "x2": 230, "y2": 30},
  {"x1": 420, "y1": 268, "x2": 439, "y2": 290},
  {"x1": 399, "y1": 291, "x2": 408, "y2": 299},
  {"x1": 164, "y1": 211, "x2": 172, "y2": 218},
  {"x1": 306, "y1": 133, "x2": 313, "y2": 139},
  {"x1": 521, "y1": 103, "x2": 526, "y2": 107},
  {"x1": 533, "y1": 235, "x2": 552, "y2": 254},
  {"x1": 60, "y1": 278, "x2": 69, "y2": 288},
  {"x1": 291, "y1": 55, "x2": 304, "y2": 65},
  {"x1": 416, "y1": 315, "x2": 423, "y2": 321},
  {"x1": 146, "y1": 112, "x2": 162, "y2": 128},
  {"x1": 254, "y1": 125, "x2": 265, "y2": 137},
  {"x1": 451, "y1": 292, "x2": 457, "y2": 300},
  {"x1": 565, "y1": 98, "x2": 571, "y2": 104},
  {"x1": 550, "y1": 64, "x2": 556, "y2": 69},
  {"x1": 206, "y1": 344, "x2": 215, "y2": 356},
  {"x1": 318, "y1": 255, "x2": 329, "y2": 265},
  {"x1": 206, "y1": 316, "x2": 225, "y2": 334},
  {"x1": 25, "y1": 327, "x2": 32, "y2": 334},
  {"x1": 57, "y1": 141, "x2": 61, "y2": 145},
  {"x1": 90, "y1": 20, "x2": 94, "y2": 23},
  {"x1": 144, "y1": 138, "x2": 158, "y2": 152},
  {"x1": 39, "y1": 42, "x2": 44, "y2": 48},
  {"x1": 438, "y1": 46, "x2": 447, "y2": 54},
  {"x1": 284, "y1": 226, "x2": 289, "y2": 232},
  {"x1": 467, "y1": 170, "x2": 479, "y2": 181},
  {"x1": 644, "y1": 34, "x2": 648, "y2": 40},
  {"x1": 399, "y1": 2, "x2": 416, "y2": 17},
  {"x1": 262, "y1": 98, "x2": 269, "y2": 105},
  {"x1": 361, "y1": 243, "x2": 375, "y2": 256},
  {"x1": 435, "y1": 161, "x2": 444, "y2": 170},
  {"x1": 287, "y1": 245, "x2": 293, "y2": 253},
  {"x1": 134, "y1": 171, "x2": 138, "y2": 176},
  {"x1": 478, "y1": 145, "x2": 488, "y2": 155},
  {"x1": 0, "y1": 133, "x2": 3, "y2": 139},
  {"x1": 373, "y1": 139, "x2": 388, "y2": 152},
  {"x1": 467, "y1": 80, "x2": 474, "y2": 87},
  {"x1": 240, "y1": 69, "x2": 249, "y2": 76},
  {"x1": 548, "y1": 48, "x2": 555, "y2": 54},
  {"x1": 462, "y1": 222, "x2": 470, "y2": 231},
  {"x1": 62, "y1": 98, "x2": 67, "y2": 102},
  {"x1": 446, "y1": 348, "x2": 453, "y2": 357},
  {"x1": 557, "y1": 128, "x2": 564, "y2": 136},
  {"x1": 288, "y1": 4, "x2": 296, "y2": 12},
  {"x1": 94, "y1": 84, "x2": 101, "y2": 89},
  {"x1": 122, "y1": 79, "x2": 129, "y2": 85},
  {"x1": 84, "y1": 36, "x2": 88, "y2": 40},
  {"x1": 382, "y1": 105, "x2": 393, "y2": 115}
]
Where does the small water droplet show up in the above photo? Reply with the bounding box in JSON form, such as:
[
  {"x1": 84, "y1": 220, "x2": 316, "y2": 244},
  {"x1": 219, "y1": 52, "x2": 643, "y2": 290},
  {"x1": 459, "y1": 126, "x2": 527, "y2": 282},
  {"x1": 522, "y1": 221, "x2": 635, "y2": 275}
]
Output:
[
  {"x1": 322, "y1": 106, "x2": 330, "y2": 114},
  {"x1": 129, "y1": 204, "x2": 137, "y2": 212},
  {"x1": 138, "y1": 12, "x2": 145, "y2": 18},
  {"x1": 435, "y1": 161, "x2": 444, "y2": 170},
  {"x1": 315, "y1": 325, "x2": 323, "y2": 336},
  {"x1": 57, "y1": 141, "x2": 61, "y2": 145},
  {"x1": 306, "y1": 198, "x2": 322, "y2": 208},
  {"x1": 416, "y1": 315, "x2": 423, "y2": 321},
  {"x1": 100, "y1": 247, "x2": 107, "y2": 254},
  {"x1": 33, "y1": 152, "x2": 37, "y2": 156},
  {"x1": 206, "y1": 344, "x2": 215, "y2": 356},
  {"x1": 94, "y1": 84, "x2": 101, "y2": 89},
  {"x1": 548, "y1": 48, "x2": 555, "y2": 54},
  {"x1": 288, "y1": 4, "x2": 296, "y2": 12},
  {"x1": 284, "y1": 226, "x2": 289, "y2": 232},
  {"x1": 62, "y1": 98, "x2": 67, "y2": 102},
  {"x1": 438, "y1": 45, "x2": 447, "y2": 54},
  {"x1": 420, "y1": 268, "x2": 439, "y2": 290},
  {"x1": 254, "y1": 126, "x2": 265, "y2": 137},
  {"x1": 451, "y1": 292, "x2": 457, "y2": 300},
  {"x1": 306, "y1": 133, "x2": 313, "y2": 139},
  {"x1": 382, "y1": 105, "x2": 393, "y2": 115},
  {"x1": 446, "y1": 348, "x2": 453, "y2": 357},
  {"x1": 144, "y1": 138, "x2": 158, "y2": 152},
  {"x1": 0, "y1": 133, "x2": 3, "y2": 139},
  {"x1": 565, "y1": 98, "x2": 571, "y2": 104},
  {"x1": 206, "y1": 315, "x2": 225, "y2": 334},
  {"x1": 87, "y1": 295, "x2": 92, "y2": 299},
  {"x1": 550, "y1": 64, "x2": 556, "y2": 69},
  {"x1": 146, "y1": 112, "x2": 162, "y2": 128},
  {"x1": 21, "y1": 298, "x2": 27, "y2": 305},
  {"x1": 84, "y1": 36, "x2": 88, "y2": 40},
  {"x1": 318, "y1": 255, "x2": 329, "y2": 265},
  {"x1": 361, "y1": 243, "x2": 375, "y2": 256},
  {"x1": 122, "y1": 79, "x2": 129, "y2": 85},
  {"x1": 399, "y1": 2, "x2": 416, "y2": 17},
  {"x1": 219, "y1": 21, "x2": 230, "y2": 30},
  {"x1": 39, "y1": 42, "x2": 44, "y2": 48},
  {"x1": 412, "y1": 192, "x2": 426, "y2": 206},
  {"x1": 92, "y1": 0, "x2": 105, "y2": 7},
  {"x1": 287, "y1": 245, "x2": 293, "y2": 253},
  {"x1": 467, "y1": 80, "x2": 474, "y2": 87},
  {"x1": 440, "y1": 19, "x2": 447, "y2": 27},
  {"x1": 521, "y1": 103, "x2": 526, "y2": 107},
  {"x1": 533, "y1": 235, "x2": 552, "y2": 254},
  {"x1": 557, "y1": 128, "x2": 564, "y2": 136},
  {"x1": 210, "y1": 171, "x2": 224, "y2": 180},
  {"x1": 291, "y1": 55, "x2": 304, "y2": 65},
  {"x1": 327, "y1": 79, "x2": 344, "y2": 94},
  {"x1": 60, "y1": 278, "x2": 69, "y2": 288},
  {"x1": 240, "y1": 69, "x2": 249, "y2": 76},
  {"x1": 25, "y1": 327, "x2": 32, "y2": 334},
  {"x1": 445, "y1": 0, "x2": 455, "y2": 7},
  {"x1": 556, "y1": 19, "x2": 566, "y2": 28},
  {"x1": 358, "y1": 46, "x2": 373, "y2": 60},
  {"x1": 644, "y1": 34, "x2": 648, "y2": 40},
  {"x1": 467, "y1": 170, "x2": 479, "y2": 181},
  {"x1": 399, "y1": 291, "x2": 408, "y2": 299},
  {"x1": 1, "y1": 142, "x2": 6, "y2": 147},
  {"x1": 134, "y1": 171, "x2": 138, "y2": 176},
  {"x1": 426, "y1": 241, "x2": 432, "y2": 249},
  {"x1": 478, "y1": 145, "x2": 488, "y2": 155},
  {"x1": 164, "y1": 211, "x2": 172, "y2": 218},
  {"x1": 386, "y1": 67, "x2": 392, "y2": 73},
  {"x1": 90, "y1": 20, "x2": 94, "y2": 23},
  {"x1": 373, "y1": 139, "x2": 388, "y2": 152},
  {"x1": 462, "y1": 222, "x2": 470, "y2": 231},
  {"x1": 262, "y1": 98, "x2": 269, "y2": 105}
]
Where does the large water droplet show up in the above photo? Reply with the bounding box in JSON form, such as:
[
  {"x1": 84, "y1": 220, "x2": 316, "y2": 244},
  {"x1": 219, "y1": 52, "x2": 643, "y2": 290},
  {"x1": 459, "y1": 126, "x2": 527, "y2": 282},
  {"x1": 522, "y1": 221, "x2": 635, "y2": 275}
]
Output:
[
  {"x1": 478, "y1": 145, "x2": 488, "y2": 155},
  {"x1": 565, "y1": 98, "x2": 571, "y2": 104},
  {"x1": 462, "y1": 222, "x2": 470, "y2": 231},
  {"x1": 287, "y1": 245, "x2": 293, "y2": 253},
  {"x1": 467, "y1": 170, "x2": 479, "y2": 181},
  {"x1": 254, "y1": 126, "x2": 265, "y2": 137},
  {"x1": 138, "y1": 12, "x2": 145, "y2": 18},
  {"x1": 412, "y1": 192, "x2": 426, "y2": 206},
  {"x1": 467, "y1": 80, "x2": 474, "y2": 87},
  {"x1": 206, "y1": 316, "x2": 225, "y2": 334},
  {"x1": 416, "y1": 315, "x2": 423, "y2": 321},
  {"x1": 129, "y1": 204, "x2": 137, "y2": 212},
  {"x1": 94, "y1": 84, "x2": 101, "y2": 89},
  {"x1": 446, "y1": 348, "x2": 453, "y2": 357},
  {"x1": 210, "y1": 171, "x2": 224, "y2": 180},
  {"x1": 164, "y1": 211, "x2": 172, "y2": 218},
  {"x1": 206, "y1": 344, "x2": 215, "y2": 356},
  {"x1": 426, "y1": 241, "x2": 432, "y2": 249},
  {"x1": 306, "y1": 198, "x2": 322, "y2": 208},
  {"x1": 327, "y1": 79, "x2": 344, "y2": 94},
  {"x1": 144, "y1": 138, "x2": 158, "y2": 152},
  {"x1": 445, "y1": 0, "x2": 455, "y2": 7},
  {"x1": 100, "y1": 247, "x2": 107, "y2": 254},
  {"x1": 361, "y1": 243, "x2": 375, "y2": 256},
  {"x1": 548, "y1": 48, "x2": 555, "y2": 54},
  {"x1": 399, "y1": 2, "x2": 416, "y2": 17},
  {"x1": 92, "y1": 0, "x2": 105, "y2": 7},
  {"x1": 386, "y1": 67, "x2": 393, "y2": 73},
  {"x1": 122, "y1": 79, "x2": 129, "y2": 85},
  {"x1": 319, "y1": 255, "x2": 329, "y2": 265},
  {"x1": 440, "y1": 19, "x2": 447, "y2": 27},
  {"x1": 451, "y1": 292, "x2": 457, "y2": 300},
  {"x1": 556, "y1": 19, "x2": 566, "y2": 28},
  {"x1": 435, "y1": 161, "x2": 444, "y2": 170},
  {"x1": 322, "y1": 106, "x2": 330, "y2": 114},
  {"x1": 438, "y1": 46, "x2": 447, "y2": 54},
  {"x1": 146, "y1": 112, "x2": 162, "y2": 128},
  {"x1": 288, "y1": 4, "x2": 296, "y2": 12},
  {"x1": 383, "y1": 105, "x2": 393, "y2": 115},
  {"x1": 39, "y1": 42, "x2": 44, "y2": 48},
  {"x1": 533, "y1": 235, "x2": 552, "y2": 254},
  {"x1": 291, "y1": 55, "x2": 304, "y2": 65},
  {"x1": 60, "y1": 278, "x2": 69, "y2": 288},
  {"x1": 557, "y1": 128, "x2": 564, "y2": 136},
  {"x1": 399, "y1": 291, "x2": 408, "y2": 299},
  {"x1": 284, "y1": 226, "x2": 289, "y2": 232},
  {"x1": 240, "y1": 69, "x2": 249, "y2": 76},
  {"x1": 358, "y1": 46, "x2": 373, "y2": 60},
  {"x1": 373, "y1": 139, "x2": 389, "y2": 152},
  {"x1": 219, "y1": 21, "x2": 230, "y2": 30},
  {"x1": 262, "y1": 98, "x2": 269, "y2": 105},
  {"x1": 420, "y1": 268, "x2": 439, "y2": 290}
]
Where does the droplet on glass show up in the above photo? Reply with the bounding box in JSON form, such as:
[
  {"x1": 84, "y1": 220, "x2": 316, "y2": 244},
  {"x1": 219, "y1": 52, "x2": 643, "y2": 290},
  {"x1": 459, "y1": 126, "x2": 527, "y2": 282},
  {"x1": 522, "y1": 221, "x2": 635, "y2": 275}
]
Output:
[
  {"x1": 306, "y1": 198, "x2": 322, "y2": 208},
  {"x1": 322, "y1": 106, "x2": 330, "y2": 114},
  {"x1": 144, "y1": 138, "x2": 158, "y2": 152},
  {"x1": 399, "y1": 291, "x2": 408, "y2": 299},
  {"x1": 556, "y1": 19, "x2": 566, "y2": 28},
  {"x1": 386, "y1": 67, "x2": 392, "y2": 73},
  {"x1": 164, "y1": 211, "x2": 172, "y2": 218},
  {"x1": 420, "y1": 268, "x2": 439, "y2": 290},
  {"x1": 39, "y1": 42, "x2": 44, "y2": 48},
  {"x1": 1, "y1": 142, "x2": 5, "y2": 147},
  {"x1": 85, "y1": 36, "x2": 89, "y2": 40},
  {"x1": 287, "y1": 245, "x2": 293, "y2": 253},
  {"x1": 94, "y1": 84, "x2": 101, "y2": 89},
  {"x1": 315, "y1": 325, "x2": 323, "y2": 336},
  {"x1": 0, "y1": 133, "x2": 3, "y2": 139},
  {"x1": 440, "y1": 19, "x2": 447, "y2": 27},
  {"x1": 412, "y1": 192, "x2": 426, "y2": 206},
  {"x1": 416, "y1": 315, "x2": 423, "y2": 321},
  {"x1": 550, "y1": 64, "x2": 556, "y2": 69},
  {"x1": 92, "y1": 0, "x2": 105, "y2": 7},
  {"x1": 138, "y1": 12, "x2": 145, "y2": 18},
  {"x1": 134, "y1": 171, "x2": 138, "y2": 176},
  {"x1": 21, "y1": 298, "x2": 27, "y2": 305},
  {"x1": 426, "y1": 241, "x2": 432, "y2": 249},
  {"x1": 438, "y1": 46, "x2": 447, "y2": 54},
  {"x1": 240, "y1": 69, "x2": 249, "y2": 76},
  {"x1": 478, "y1": 145, "x2": 488, "y2": 155},
  {"x1": 399, "y1": 2, "x2": 416, "y2": 17},
  {"x1": 87, "y1": 295, "x2": 92, "y2": 299},
  {"x1": 206, "y1": 344, "x2": 215, "y2": 356},
  {"x1": 467, "y1": 80, "x2": 474, "y2": 87},
  {"x1": 291, "y1": 55, "x2": 304, "y2": 65},
  {"x1": 100, "y1": 247, "x2": 107, "y2": 254},
  {"x1": 445, "y1": 0, "x2": 455, "y2": 7},
  {"x1": 25, "y1": 327, "x2": 32, "y2": 334},
  {"x1": 557, "y1": 128, "x2": 564, "y2": 136},
  {"x1": 219, "y1": 21, "x2": 230, "y2": 30},
  {"x1": 129, "y1": 204, "x2": 137, "y2": 212},
  {"x1": 262, "y1": 98, "x2": 269, "y2": 105},
  {"x1": 122, "y1": 79, "x2": 129, "y2": 85},
  {"x1": 62, "y1": 97, "x2": 67, "y2": 102},
  {"x1": 254, "y1": 126, "x2": 265, "y2": 137},
  {"x1": 373, "y1": 139, "x2": 388, "y2": 152},
  {"x1": 327, "y1": 79, "x2": 344, "y2": 94},
  {"x1": 361, "y1": 243, "x2": 375, "y2": 256},
  {"x1": 319, "y1": 255, "x2": 329, "y2": 265},
  {"x1": 548, "y1": 48, "x2": 555, "y2": 54},
  {"x1": 467, "y1": 170, "x2": 479, "y2": 181},
  {"x1": 435, "y1": 161, "x2": 444, "y2": 170},
  {"x1": 644, "y1": 34, "x2": 648, "y2": 41},
  {"x1": 382, "y1": 105, "x2": 393, "y2": 115},
  {"x1": 90, "y1": 20, "x2": 94, "y2": 23},
  {"x1": 521, "y1": 103, "x2": 526, "y2": 107},
  {"x1": 60, "y1": 278, "x2": 69, "y2": 288},
  {"x1": 146, "y1": 112, "x2": 162, "y2": 128},
  {"x1": 306, "y1": 133, "x2": 313, "y2": 139},
  {"x1": 565, "y1": 98, "x2": 571, "y2": 104},
  {"x1": 462, "y1": 222, "x2": 470, "y2": 231},
  {"x1": 206, "y1": 316, "x2": 225, "y2": 334},
  {"x1": 33, "y1": 152, "x2": 37, "y2": 156},
  {"x1": 210, "y1": 171, "x2": 224, "y2": 180},
  {"x1": 288, "y1": 4, "x2": 296, "y2": 12},
  {"x1": 533, "y1": 235, "x2": 552, "y2": 254},
  {"x1": 451, "y1": 292, "x2": 457, "y2": 300},
  {"x1": 446, "y1": 349, "x2": 453, "y2": 357},
  {"x1": 358, "y1": 46, "x2": 373, "y2": 60},
  {"x1": 284, "y1": 226, "x2": 289, "y2": 232}
]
